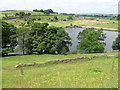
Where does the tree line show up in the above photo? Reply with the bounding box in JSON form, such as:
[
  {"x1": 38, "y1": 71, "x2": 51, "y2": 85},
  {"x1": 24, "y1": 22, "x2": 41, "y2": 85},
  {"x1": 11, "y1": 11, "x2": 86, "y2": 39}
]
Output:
[
  {"x1": 2, "y1": 21, "x2": 119, "y2": 56},
  {"x1": 2, "y1": 21, "x2": 71, "y2": 56},
  {"x1": 33, "y1": 9, "x2": 58, "y2": 15}
]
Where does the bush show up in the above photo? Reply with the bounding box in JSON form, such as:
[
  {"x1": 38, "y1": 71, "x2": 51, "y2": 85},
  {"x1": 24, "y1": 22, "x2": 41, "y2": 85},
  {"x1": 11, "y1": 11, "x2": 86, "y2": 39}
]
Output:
[{"x1": 38, "y1": 18, "x2": 41, "y2": 20}]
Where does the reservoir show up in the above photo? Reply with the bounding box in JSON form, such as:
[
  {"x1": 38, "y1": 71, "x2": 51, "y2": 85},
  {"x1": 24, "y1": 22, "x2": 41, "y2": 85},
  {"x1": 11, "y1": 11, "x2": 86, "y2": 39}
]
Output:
[
  {"x1": 65, "y1": 28, "x2": 118, "y2": 52},
  {"x1": 9, "y1": 28, "x2": 118, "y2": 55}
]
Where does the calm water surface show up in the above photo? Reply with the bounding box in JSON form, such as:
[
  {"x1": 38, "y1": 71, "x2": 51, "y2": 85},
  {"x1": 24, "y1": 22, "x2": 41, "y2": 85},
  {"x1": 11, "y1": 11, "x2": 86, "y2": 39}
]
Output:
[
  {"x1": 65, "y1": 28, "x2": 118, "y2": 52},
  {"x1": 10, "y1": 28, "x2": 118, "y2": 55}
]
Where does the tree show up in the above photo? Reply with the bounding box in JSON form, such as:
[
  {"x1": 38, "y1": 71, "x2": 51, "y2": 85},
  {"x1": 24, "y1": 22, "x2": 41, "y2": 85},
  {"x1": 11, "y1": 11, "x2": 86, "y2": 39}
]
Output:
[
  {"x1": 44, "y1": 26, "x2": 72, "y2": 54},
  {"x1": 30, "y1": 23, "x2": 49, "y2": 54},
  {"x1": 27, "y1": 13, "x2": 31, "y2": 16},
  {"x1": 50, "y1": 16, "x2": 58, "y2": 21},
  {"x1": 76, "y1": 28, "x2": 106, "y2": 53},
  {"x1": 38, "y1": 17, "x2": 41, "y2": 20},
  {"x1": 30, "y1": 23, "x2": 72, "y2": 54},
  {"x1": 5, "y1": 14, "x2": 8, "y2": 18},
  {"x1": 27, "y1": 18, "x2": 35, "y2": 26},
  {"x1": 19, "y1": 12, "x2": 25, "y2": 18},
  {"x1": 33, "y1": 9, "x2": 40, "y2": 12},
  {"x1": 53, "y1": 16, "x2": 58, "y2": 21},
  {"x1": 117, "y1": 14, "x2": 120, "y2": 20},
  {"x1": 47, "y1": 9, "x2": 54, "y2": 13},
  {"x1": 44, "y1": 10, "x2": 50, "y2": 15},
  {"x1": 67, "y1": 16, "x2": 73, "y2": 20},
  {"x1": 33, "y1": 9, "x2": 55, "y2": 14},
  {"x1": 15, "y1": 13, "x2": 19, "y2": 16},
  {"x1": 40, "y1": 9, "x2": 44, "y2": 12},
  {"x1": 54, "y1": 27, "x2": 72, "y2": 54},
  {"x1": 2, "y1": 21, "x2": 17, "y2": 56},
  {"x1": 17, "y1": 27, "x2": 32, "y2": 54},
  {"x1": 112, "y1": 34, "x2": 120, "y2": 50}
]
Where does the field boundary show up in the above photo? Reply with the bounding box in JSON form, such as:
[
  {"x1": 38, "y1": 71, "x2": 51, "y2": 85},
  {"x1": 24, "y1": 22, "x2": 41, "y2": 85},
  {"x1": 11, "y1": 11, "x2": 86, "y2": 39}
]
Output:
[
  {"x1": 65, "y1": 25, "x2": 118, "y2": 31},
  {"x1": 15, "y1": 54, "x2": 116, "y2": 68}
]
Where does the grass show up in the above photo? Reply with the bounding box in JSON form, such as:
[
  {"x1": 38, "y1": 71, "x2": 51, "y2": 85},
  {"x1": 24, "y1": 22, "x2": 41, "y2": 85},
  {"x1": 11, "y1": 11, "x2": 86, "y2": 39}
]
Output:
[
  {"x1": 2, "y1": 52, "x2": 118, "y2": 88},
  {"x1": 47, "y1": 20, "x2": 118, "y2": 29},
  {"x1": 3, "y1": 16, "x2": 118, "y2": 29},
  {"x1": 1, "y1": 10, "x2": 118, "y2": 88},
  {"x1": 3, "y1": 18, "x2": 118, "y2": 29},
  {"x1": 1, "y1": 10, "x2": 45, "y2": 17},
  {"x1": 1, "y1": 10, "x2": 118, "y2": 29}
]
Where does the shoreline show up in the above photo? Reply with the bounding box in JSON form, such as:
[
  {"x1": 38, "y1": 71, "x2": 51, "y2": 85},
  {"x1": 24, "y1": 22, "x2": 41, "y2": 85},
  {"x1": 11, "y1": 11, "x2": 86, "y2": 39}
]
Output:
[{"x1": 65, "y1": 25, "x2": 119, "y2": 32}]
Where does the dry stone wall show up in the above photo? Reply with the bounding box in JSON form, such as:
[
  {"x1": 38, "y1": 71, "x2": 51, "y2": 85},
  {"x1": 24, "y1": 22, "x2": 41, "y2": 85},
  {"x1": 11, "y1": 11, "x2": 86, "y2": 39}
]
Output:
[{"x1": 15, "y1": 54, "x2": 117, "y2": 68}]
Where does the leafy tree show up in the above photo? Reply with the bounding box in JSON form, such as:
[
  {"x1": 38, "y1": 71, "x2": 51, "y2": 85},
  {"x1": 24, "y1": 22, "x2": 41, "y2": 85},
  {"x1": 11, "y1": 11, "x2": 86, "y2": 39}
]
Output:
[
  {"x1": 5, "y1": 14, "x2": 8, "y2": 17},
  {"x1": 46, "y1": 9, "x2": 54, "y2": 13},
  {"x1": 27, "y1": 19, "x2": 34, "y2": 26},
  {"x1": 19, "y1": 12, "x2": 25, "y2": 18},
  {"x1": 27, "y1": 13, "x2": 31, "y2": 16},
  {"x1": 67, "y1": 16, "x2": 73, "y2": 20},
  {"x1": 2, "y1": 21, "x2": 17, "y2": 56},
  {"x1": 38, "y1": 17, "x2": 41, "y2": 20},
  {"x1": 17, "y1": 27, "x2": 32, "y2": 54},
  {"x1": 53, "y1": 16, "x2": 58, "y2": 21},
  {"x1": 15, "y1": 13, "x2": 19, "y2": 16},
  {"x1": 40, "y1": 9, "x2": 44, "y2": 12},
  {"x1": 76, "y1": 28, "x2": 106, "y2": 53},
  {"x1": 30, "y1": 23, "x2": 49, "y2": 54},
  {"x1": 30, "y1": 23, "x2": 72, "y2": 54},
  {"x1": 33, "y1": 9, "x2": 40, "y2": 12},
  {"x1": 50, "y1": 16, "x2": 58, "y2": 21},
  {"x1": 44, "y1": 26, "x2": 72, "y2": 54},
  {"x1": 44, "y1": 9, "x2": 54, "y2": 15},
  {"x1": 117, "y1": 14, "x2": 120, "y2": 20},
  {"x1": 112, "y1": 34, "x2": 120, "y2": 50},
  {"x1": 44, "y1": 10, "x2": 50, "y2": 15},
  {"x1": 33, "y1": 9, "x2": 55, "y2": 14},
  {"x1": 54, "y1": 27, "x2": 72, "y2": 54}
]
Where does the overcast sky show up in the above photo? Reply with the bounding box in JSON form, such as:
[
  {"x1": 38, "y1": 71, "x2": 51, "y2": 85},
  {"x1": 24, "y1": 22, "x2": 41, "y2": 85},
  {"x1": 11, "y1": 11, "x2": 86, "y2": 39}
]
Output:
[{"x1": 1, "y1": 0, "x2": 119, "y2": 14}]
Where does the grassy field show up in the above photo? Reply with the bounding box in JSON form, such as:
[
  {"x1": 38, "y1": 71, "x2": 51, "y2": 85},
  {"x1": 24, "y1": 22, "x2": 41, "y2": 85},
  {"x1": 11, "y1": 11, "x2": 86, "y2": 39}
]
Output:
[
  {"x1": 3, "y1": 18, "x2": 118, "y2": 29},
  {"x1": 1, "y1": 10, "x2": 118, "y2": 30},
  {"x1": 1, "y1": 10, "x2": 45, "y2": 17},
  {"x1": 2, "y1": 52, "x2": 118, "y2": 88}
]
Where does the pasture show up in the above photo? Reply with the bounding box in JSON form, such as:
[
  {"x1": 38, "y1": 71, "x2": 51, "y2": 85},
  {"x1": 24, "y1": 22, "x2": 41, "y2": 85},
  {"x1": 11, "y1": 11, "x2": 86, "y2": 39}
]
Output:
[
  {"x1": 2, "y1": 52, "x2": 118, "y2": 88},
  {"x1": 1, "y1": 10, "x2": 118, "y2": 30},
  {"x1": 1, "y1": 10, "x2": 119, "y2": 88}
]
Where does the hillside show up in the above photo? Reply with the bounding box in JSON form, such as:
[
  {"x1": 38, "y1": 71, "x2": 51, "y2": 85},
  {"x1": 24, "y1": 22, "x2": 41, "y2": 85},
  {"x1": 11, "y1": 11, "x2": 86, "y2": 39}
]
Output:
[
  {"x1": 1, "y1": 10, "x2": 118, "y2": 30},
  {"x1": 1, "y1": 10, "x2": 119, "y2": 88},
  {"x1": 2, "y1": 51, "x2": 118, "y2": 88},
  {"x1": 1, "y1": 10, "x2": 44, "y2": 17}
]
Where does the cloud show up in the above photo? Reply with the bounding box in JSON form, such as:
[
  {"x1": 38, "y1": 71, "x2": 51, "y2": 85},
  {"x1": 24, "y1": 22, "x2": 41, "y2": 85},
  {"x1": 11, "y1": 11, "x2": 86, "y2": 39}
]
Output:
[{"x1": 0, "y1": 0, "x2": 119, "y2": 14}]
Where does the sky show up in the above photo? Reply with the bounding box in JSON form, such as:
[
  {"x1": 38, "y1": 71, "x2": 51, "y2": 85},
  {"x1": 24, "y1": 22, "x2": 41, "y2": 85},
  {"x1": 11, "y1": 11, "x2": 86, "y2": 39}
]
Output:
[{"x1": 1, "y1": 0, "x2": 119, "y2": 14}]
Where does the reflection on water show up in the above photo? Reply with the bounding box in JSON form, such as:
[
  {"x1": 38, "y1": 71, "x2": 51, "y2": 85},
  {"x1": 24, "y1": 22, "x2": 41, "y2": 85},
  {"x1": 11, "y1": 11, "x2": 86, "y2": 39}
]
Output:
[{"x1": 65, "y1": 28, "x2": 118, "y2": 52}]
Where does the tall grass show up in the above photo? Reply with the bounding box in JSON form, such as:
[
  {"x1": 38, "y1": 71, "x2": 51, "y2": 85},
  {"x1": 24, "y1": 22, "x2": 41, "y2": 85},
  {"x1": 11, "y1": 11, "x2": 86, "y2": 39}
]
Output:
[{"x1": 2, "y1": 52, "x2": 118, "y2": 88}]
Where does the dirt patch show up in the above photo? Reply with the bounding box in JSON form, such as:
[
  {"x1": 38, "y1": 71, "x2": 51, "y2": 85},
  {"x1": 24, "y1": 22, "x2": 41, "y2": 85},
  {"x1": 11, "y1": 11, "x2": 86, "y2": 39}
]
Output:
[{"x1": 79, "y1": 20, "x2": 110, "y2": 24}]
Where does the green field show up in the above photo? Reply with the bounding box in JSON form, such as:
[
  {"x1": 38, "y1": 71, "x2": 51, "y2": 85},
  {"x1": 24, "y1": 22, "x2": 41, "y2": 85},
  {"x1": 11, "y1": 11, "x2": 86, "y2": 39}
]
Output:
[
  {"x1": 1, "y1": 10, "x2": 44, "y2": 17},
  {"x1": 1, "y1": 10, "x2": 118, "y2": 30},
  {"x1": 1, "y1": 10, "x2": 119, "y2": 88},
  {"x1": 3, "y1": 18, "x2": 118, "y2": 29},
  {"x1": 2, "y1": 52, "x2": 118, "y2": 88}
]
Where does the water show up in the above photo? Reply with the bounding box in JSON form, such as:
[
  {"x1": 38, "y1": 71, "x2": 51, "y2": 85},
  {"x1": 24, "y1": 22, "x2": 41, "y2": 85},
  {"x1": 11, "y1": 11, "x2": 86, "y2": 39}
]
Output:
[
  {"x1": 10, "y1": 28, "x2": 118, "y2": 55},
  {"x1": 65, "y1": 28, "x2": 118, "y2": 52}
]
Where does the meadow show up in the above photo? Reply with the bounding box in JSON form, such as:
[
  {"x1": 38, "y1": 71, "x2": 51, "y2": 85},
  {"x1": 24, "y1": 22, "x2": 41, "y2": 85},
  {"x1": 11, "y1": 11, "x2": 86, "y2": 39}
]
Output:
[
  {"x1": 1, "y1": 10, "x2": 118, "y2": 30},
  {"x1": 1, "y1": 10, "x2": 119, "y2": 88},
  {"x1": 2, "y1": 52, "x2": 118, "y2": 88}
]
